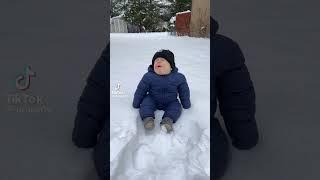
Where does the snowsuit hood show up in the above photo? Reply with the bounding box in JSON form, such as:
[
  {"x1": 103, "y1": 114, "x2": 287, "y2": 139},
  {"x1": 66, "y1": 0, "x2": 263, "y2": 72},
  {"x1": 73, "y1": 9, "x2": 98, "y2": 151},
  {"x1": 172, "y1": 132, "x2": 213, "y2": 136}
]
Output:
[{"x1": 211, "y1": 17, "x2": 219, "y2": 37}]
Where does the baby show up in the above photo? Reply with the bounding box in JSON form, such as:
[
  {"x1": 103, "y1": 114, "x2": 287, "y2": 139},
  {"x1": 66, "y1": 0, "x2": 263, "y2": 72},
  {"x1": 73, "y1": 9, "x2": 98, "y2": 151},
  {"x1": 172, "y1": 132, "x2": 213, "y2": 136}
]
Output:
[{"x1": 133, "y1": 49, "x2": 191, "y2": 133}]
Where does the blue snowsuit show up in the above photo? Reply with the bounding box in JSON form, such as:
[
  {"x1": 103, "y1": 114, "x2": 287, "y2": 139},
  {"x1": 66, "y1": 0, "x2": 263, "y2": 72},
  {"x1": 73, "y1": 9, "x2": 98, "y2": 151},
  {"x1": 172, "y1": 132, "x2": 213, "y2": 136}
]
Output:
[{"x1": 133, "y1": 65, "x2": 191, "y2": 123}]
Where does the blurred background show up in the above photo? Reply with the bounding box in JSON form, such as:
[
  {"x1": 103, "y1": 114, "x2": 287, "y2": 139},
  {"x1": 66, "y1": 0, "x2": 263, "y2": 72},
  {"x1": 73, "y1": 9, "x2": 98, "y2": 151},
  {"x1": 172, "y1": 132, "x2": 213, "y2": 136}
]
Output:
[
  {"x1": 0, "y1": 0, "x2": 107, "y2": 179},
  {"x1": 214, "y1": 0, "x2": 320, "y2": 179}
]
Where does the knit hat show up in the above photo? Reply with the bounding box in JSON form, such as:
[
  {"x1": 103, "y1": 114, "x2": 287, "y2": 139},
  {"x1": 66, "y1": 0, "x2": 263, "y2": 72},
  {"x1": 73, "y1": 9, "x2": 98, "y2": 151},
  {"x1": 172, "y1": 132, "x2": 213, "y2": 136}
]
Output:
[{"x1": 152, "y1": 49, "x2": 175, "y2": 69}]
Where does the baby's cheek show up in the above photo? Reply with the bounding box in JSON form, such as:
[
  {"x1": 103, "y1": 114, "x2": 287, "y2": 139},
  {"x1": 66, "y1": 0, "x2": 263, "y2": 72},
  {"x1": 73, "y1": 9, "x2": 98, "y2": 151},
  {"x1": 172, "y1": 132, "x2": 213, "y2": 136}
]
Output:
[{"x1": 164, "y1": 65, "x2": 170, "y2": 72}]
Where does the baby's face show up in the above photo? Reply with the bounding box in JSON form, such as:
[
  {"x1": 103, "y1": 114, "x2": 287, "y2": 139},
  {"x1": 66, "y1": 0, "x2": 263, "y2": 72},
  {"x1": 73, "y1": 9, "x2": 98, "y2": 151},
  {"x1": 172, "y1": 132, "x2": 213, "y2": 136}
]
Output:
[{"x1": 154, "y1": 58, "x2": 172, "y2": 75}]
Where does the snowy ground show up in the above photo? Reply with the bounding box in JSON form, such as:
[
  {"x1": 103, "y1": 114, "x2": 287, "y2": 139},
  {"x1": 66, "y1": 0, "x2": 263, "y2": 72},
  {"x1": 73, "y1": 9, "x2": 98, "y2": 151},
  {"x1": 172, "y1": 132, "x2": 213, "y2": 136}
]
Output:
[{"x1": 110, "y1": 32, "x2": 210, "y2": 180}]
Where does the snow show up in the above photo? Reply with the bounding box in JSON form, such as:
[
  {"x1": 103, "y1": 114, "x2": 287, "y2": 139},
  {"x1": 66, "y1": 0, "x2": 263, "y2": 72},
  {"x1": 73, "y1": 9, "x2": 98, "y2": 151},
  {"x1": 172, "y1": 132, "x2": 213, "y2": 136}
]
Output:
[
  {"x1": 110, "y1": 32, "x2": 210, "y2": 180},
  {"x1": 111, "y1": 13, "x2": 125, "y2": 20},
  {"x1": 170, "y1": 16, "x2": 176, "y2": 23},
  {"x1": 176, "y1": 10, "x2": 191, "y2": 15},
  {"x1": 111, "y1": 14, "x2": 125, "y2": 19},
  {"x1": 155, "y1": 0, "x2": 172, "y2": 6}
]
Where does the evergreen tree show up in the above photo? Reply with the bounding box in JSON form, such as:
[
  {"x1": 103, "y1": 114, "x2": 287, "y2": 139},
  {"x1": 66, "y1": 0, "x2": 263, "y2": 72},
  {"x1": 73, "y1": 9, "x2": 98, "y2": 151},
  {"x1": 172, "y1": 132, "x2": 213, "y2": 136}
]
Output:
[
  {"x1": 167, "y1": 0, "x2": 192, "y2": 17},
  {"x1": 123, "y1": 0, "x2": 162, "y2": 32},
  {"x1": 111, "y1": 0, "x2": 191, "y2": 32},
  {"x1": 111, "y1": 0, "x2": 127, "y2": 17}
]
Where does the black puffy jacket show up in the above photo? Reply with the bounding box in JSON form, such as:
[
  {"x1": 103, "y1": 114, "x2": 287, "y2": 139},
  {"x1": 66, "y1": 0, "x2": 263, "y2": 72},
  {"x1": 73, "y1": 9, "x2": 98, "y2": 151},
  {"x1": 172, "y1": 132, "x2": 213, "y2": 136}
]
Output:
[
  {"x1": 72, "y1": 43, "x2": 108, "y2": 179},
  {"x1": 212, "y1": 18, "x2": 259, "y2": 150}
]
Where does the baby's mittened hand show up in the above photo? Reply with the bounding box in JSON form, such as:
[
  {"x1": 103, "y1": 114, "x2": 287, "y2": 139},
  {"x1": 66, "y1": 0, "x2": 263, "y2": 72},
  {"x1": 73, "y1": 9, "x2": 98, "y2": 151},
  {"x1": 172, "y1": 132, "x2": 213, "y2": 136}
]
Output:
[
  {"x1": 183, "y1": 105, "x2": 191, "y2": 109},
  {"x1": 182, "y1": 101, "x2": 191, "y2": 109},
  {"x1": 132, "y1": 102, "x2": 140, "y2": 109}
]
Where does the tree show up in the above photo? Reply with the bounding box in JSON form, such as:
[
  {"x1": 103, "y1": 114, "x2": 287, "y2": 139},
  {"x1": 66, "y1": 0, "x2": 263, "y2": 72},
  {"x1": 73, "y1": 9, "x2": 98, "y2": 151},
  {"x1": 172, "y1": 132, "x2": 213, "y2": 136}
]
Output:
[
  {"x1": 167, "y1": 0, "x2": 192, "y2": 16},
  {"x1": 111, "y1": 0, "x2": 126, "y2": 17},
  {"x1": 111, "y1": 0, "x2": 192, "y2": 32},
  {"x1": 123, "y1": 0, "x2": 162, "y2": 32}
]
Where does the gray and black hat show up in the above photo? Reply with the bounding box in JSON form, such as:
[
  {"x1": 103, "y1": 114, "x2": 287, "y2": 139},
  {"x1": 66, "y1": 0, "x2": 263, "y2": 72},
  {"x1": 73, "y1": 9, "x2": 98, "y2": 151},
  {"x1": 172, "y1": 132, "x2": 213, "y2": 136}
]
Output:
[{"x1": 152, "y1": 49, "x2": 175, "y2": 68}]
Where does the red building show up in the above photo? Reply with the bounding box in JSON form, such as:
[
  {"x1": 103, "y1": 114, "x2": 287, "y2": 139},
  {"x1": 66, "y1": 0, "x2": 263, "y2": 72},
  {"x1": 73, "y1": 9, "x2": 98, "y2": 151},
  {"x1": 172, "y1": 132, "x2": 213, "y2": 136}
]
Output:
[{"x1": 175, "y1": 10, "x2": 191, "y2": 36}]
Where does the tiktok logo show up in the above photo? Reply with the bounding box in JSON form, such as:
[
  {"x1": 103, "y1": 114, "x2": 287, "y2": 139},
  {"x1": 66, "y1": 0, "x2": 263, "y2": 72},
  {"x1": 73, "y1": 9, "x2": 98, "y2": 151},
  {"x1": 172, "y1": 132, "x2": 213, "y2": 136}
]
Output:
[
  {"x1": 16, "y1": 65, "x2": 36, "y2": 91},
  {"x1": 111, "y1": 81, "x2": 127, "y2": 98},
  {"x1": 8, "y1": 65, "x2": 52, "y2": 113},
  {"x1": 115, "y1": 82, "x2": 121, "y2": 92}
]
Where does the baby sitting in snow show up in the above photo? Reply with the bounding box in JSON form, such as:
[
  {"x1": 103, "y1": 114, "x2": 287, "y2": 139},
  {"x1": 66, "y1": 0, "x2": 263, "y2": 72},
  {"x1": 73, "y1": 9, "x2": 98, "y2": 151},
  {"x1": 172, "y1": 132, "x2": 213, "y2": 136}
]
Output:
[{"x1": 133, "y1": 49, "x2": 191, "y2": 133}]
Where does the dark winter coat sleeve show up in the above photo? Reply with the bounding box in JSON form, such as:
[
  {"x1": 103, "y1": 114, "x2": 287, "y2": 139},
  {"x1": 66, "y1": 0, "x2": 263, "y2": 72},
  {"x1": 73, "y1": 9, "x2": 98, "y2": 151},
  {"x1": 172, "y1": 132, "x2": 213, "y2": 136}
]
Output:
[
  {"x1": 132, "y1": 74, "x2": 150, "y2": 108},
  {"x1": 72, "y1": 45, "x2": 108, "y2": 148},
  {"x1": 178, "y1": 74, "x2": 191, "y2": 109},
  {"x1": 215, "y1": 37, "x2": 259, "y2": 150}
]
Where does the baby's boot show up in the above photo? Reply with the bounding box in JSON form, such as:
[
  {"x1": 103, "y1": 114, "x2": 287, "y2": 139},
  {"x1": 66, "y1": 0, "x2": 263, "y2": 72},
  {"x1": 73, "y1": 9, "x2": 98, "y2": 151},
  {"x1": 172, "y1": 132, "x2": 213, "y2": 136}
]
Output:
[
  {"x1": 143, "y1": 117, "x2": 155, "y2": 130},
  {"x1": 160, "y1": 117, "x2": 174, "y2": 133}
]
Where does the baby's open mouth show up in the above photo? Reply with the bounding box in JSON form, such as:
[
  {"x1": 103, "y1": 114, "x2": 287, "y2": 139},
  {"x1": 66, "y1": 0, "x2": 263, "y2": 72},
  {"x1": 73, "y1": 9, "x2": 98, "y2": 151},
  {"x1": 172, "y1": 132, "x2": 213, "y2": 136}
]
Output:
[{"x1": 156, "y1": 65, "x2": 162, "y2": 68}]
